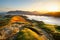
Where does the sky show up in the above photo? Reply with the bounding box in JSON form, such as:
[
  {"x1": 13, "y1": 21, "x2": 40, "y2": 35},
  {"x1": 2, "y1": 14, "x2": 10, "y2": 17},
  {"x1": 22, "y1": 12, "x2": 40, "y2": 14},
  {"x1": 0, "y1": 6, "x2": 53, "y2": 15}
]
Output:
[{"x1": 0, "y1": 0, "x2": 60, "y2": 12}]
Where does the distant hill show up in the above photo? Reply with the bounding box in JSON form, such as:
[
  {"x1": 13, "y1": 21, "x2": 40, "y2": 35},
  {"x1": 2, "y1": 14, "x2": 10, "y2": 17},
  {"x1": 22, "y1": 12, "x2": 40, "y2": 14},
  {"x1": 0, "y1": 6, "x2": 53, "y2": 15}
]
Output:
[
  {"x1": 6, "y1": 10, "x2": 38, "y2": 15},
  {"x1": 6, "y1": 10, "x2": 60, "y2": 17},
  {"x1": 46, "y1": 12, "x2": 60, "y2": 17}
]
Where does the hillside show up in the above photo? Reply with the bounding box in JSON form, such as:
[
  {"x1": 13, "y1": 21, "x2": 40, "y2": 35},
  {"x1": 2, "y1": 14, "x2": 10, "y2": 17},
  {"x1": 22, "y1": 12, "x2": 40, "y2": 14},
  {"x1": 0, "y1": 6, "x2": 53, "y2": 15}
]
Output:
[
  {"x1": 46, "y1": 12, "x2": 60, "y2": 17},
  {"x1": 10, "y1": 16, "x2": 27, "y2": 23}
]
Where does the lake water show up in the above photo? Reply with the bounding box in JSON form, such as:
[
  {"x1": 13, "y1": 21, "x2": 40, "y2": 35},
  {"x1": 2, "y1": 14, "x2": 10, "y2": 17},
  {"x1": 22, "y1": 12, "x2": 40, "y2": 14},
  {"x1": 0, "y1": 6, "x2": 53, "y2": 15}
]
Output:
[{"x1": 25, "y1": 15, "x2": 60, "y2": 26}]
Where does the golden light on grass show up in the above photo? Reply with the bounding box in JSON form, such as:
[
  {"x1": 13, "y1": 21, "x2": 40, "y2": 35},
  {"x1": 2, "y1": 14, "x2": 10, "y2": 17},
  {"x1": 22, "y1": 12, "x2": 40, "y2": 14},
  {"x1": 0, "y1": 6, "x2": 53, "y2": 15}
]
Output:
[{"x1": 10, "y1": 16, "x2": 26, "y2": 23}]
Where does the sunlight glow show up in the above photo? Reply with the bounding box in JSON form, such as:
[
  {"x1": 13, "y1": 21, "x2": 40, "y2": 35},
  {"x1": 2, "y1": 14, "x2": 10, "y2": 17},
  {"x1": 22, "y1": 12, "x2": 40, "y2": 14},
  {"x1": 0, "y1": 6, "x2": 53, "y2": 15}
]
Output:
[{"x1": 45, "y1": 3, "x2": 59, "y2": 12}]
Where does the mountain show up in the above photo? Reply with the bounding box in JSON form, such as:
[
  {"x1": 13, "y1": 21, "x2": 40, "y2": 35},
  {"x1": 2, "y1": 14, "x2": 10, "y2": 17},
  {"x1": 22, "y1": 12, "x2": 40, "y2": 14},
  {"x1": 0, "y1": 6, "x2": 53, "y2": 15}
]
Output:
[
  {"x1": 6, "y1": 10, "x2": 38, "y2": 15},
  {"x1": 46, "y1": 12, "x2": 60, "y2": 17},
  {"x1": 6, "y1": 10, "x2": 60, "y2": 17}
]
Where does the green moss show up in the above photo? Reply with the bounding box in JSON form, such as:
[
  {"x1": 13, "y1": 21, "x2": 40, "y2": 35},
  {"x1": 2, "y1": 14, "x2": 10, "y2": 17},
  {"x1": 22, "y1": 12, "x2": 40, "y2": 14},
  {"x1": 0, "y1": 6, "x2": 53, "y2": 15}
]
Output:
[{"x1": 55, "y1": 26, "x2": 60, "y2": 32}]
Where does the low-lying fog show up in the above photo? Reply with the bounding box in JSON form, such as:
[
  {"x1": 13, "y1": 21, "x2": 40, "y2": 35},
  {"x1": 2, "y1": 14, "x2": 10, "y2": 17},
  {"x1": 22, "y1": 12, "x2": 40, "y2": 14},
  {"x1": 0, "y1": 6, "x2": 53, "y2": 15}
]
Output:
[{"x1": 25, "y1": 15, "x2": 60, "y2": 26}]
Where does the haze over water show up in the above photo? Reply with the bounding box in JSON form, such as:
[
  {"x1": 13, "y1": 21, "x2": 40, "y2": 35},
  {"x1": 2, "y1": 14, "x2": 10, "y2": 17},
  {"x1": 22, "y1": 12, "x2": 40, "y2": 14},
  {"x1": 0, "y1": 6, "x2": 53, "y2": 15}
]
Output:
[{"x1": 26, "y1": 15, "x2": 60, "y2": 25}]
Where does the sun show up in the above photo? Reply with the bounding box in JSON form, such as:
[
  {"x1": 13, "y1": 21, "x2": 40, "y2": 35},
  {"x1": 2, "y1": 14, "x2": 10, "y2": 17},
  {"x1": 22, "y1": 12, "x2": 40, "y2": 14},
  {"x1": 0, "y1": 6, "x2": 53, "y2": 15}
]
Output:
[
  {"x1": 46, "y1": 6, "x2": 58, "y2": 12},
  {"x1": 45, "y1": 4, "x2": 59, "y2": 12}
]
